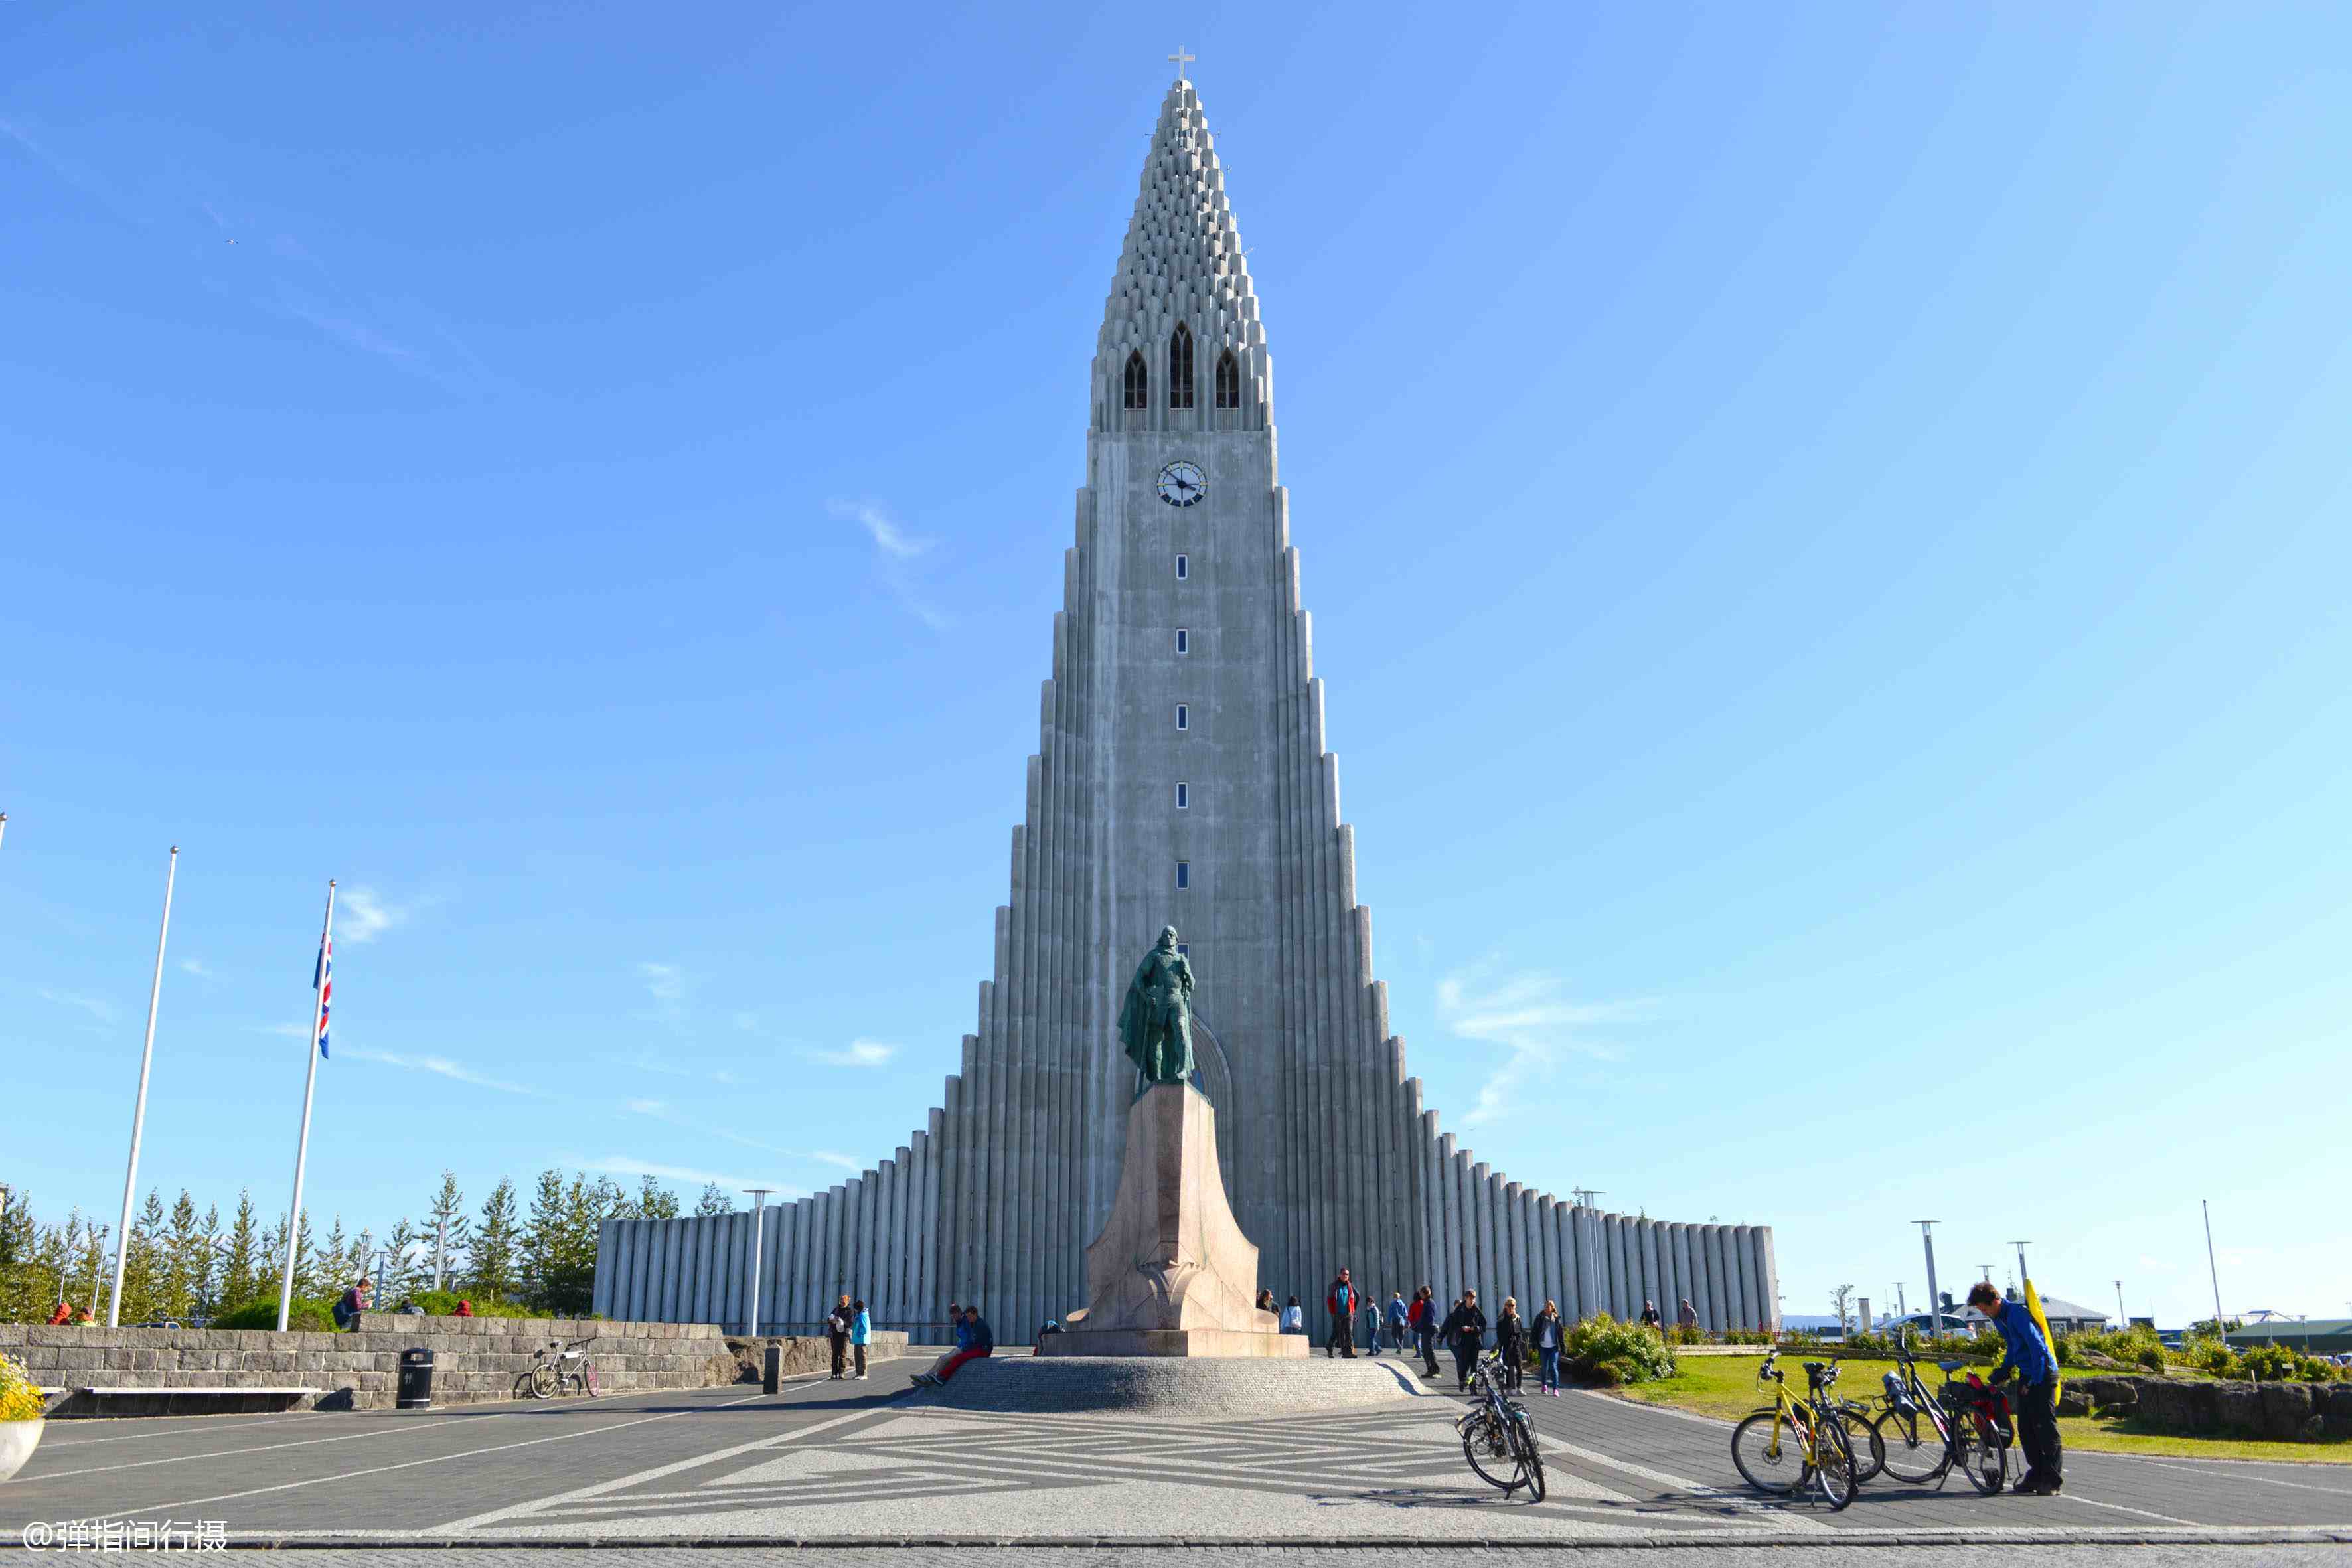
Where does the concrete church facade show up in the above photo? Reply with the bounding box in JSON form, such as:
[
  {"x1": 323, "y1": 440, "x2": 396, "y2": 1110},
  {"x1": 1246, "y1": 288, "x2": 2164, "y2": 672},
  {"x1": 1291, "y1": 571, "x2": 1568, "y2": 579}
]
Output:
[{"x1": 593, "y1": 75, "x2": 1780, "y2": 1338}]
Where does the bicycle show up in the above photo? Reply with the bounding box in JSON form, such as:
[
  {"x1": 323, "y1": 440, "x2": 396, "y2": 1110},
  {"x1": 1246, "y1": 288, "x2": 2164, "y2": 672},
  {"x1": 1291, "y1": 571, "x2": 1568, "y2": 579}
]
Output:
[
  {"x1": 1869, "y1": 1328, "x2": 2010, "y2": 1494},
  {"x1": 1456, "y1": 1347, "x2": 1547, "y2": 1501},
  {"x1": 523, "y1": 1337, "x2": 600, "y2": 1399},
  {"x1": 1826, "y1": 1381, "x2": 1889, "y2": 1484},
  {"x1": 1730, "y1": 1349, "x2": 1859, "y2": 1510}
]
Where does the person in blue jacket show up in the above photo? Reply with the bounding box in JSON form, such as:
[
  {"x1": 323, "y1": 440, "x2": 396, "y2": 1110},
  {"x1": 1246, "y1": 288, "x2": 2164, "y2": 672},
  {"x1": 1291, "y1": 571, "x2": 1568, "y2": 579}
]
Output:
[
  {"x1": 849, "y1": 1298, "x2": 872, "y2": 1381},
  {"x1": 1970, "y1": 1281, "x2": 2061, "y2": 1495}
]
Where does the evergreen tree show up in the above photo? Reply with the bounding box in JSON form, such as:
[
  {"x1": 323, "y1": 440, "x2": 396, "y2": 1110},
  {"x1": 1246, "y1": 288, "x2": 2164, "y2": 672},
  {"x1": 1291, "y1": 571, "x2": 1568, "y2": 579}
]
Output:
[
  {"x1": 306, "y1": 1215, "x2": 349, "y2": 1300},
  {"x1": 468, "y1": 1179, "x2": 521, "y2": 1303},
  {"x1": 634, "y1": 1176, "x2": 679, "y2": 1221},
  {"x1": 117, "y1": 1188, "x2": 169, "y2": 1322},
  {"x1": 218, "y1": 1192, "x2": 260, "y2": 1312},
  {"x1": 424, "y1": 1172, "x2": 471, "y2": 1290},
  {"x1": 160, "y1": 1190, "x2": 206, "y2": 1322},
  {"x1": 193, "y1": 1204, "x2": 223, "y2": 1319},
  {"x1": 378, "y1": 1219, "x2": 422, "y2": 1303},
  {"x1": 696, "y1": 1182, "x2": 734, "y2": 1217}
]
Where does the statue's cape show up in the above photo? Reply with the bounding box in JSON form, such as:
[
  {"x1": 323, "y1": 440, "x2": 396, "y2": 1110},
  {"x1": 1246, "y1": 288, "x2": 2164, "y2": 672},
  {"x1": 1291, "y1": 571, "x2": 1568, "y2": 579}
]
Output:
[{"x1": 1118, "y1": 947, "x2": 1182, "y2": 1068}]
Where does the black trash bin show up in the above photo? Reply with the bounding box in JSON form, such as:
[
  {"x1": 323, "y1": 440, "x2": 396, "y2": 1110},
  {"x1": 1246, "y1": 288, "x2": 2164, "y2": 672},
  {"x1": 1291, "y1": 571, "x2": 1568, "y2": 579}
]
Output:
[{"x1": 396, "y1": 1348, "x2": 434, "y2": 1410}]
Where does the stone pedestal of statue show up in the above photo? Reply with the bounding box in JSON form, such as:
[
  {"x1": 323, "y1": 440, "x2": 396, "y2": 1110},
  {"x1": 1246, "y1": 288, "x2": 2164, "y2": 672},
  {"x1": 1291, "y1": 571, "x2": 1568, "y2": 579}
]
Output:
[{"x1": 1038, "y1": 1081, "x2": 1306, "y2": 1358}]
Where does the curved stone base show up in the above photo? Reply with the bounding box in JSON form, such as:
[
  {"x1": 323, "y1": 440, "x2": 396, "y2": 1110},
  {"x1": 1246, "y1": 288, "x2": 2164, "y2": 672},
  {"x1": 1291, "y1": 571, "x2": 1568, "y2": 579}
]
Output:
[{"x1": 907, "y1": 1354, "x2": 1429, "y2": 1416}]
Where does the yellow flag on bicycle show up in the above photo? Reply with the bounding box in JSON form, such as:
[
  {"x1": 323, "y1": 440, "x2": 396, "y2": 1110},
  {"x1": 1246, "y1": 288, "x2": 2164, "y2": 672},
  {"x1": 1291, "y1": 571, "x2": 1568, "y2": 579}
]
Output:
[{"x1": 2022, "y1": 1277, "x2": 2061, "y2": 1401}]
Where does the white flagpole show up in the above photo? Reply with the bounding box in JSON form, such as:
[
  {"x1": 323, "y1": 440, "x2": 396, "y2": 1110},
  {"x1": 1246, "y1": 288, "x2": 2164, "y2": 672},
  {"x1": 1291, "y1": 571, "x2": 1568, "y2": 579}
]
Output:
[
  {"x1": 276, "y1": 879, "x2": 336, "y2": 1332},
  {"x1": 108, "y1": 846, "x2": 177, "y2": 1327}
]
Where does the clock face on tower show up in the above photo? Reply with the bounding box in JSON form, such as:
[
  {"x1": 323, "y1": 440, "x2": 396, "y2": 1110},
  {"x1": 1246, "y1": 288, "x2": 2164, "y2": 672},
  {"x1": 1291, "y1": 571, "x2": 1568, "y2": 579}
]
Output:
[{"x1": 1157, "y1": 461, "x2": 1206, "y2": 508}]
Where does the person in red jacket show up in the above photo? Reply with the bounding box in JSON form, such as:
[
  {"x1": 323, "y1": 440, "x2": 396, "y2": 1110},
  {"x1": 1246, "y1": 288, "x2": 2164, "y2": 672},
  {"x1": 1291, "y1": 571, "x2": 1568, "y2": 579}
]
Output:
[
  {"x1": 1408, "y1": 1285, "x2": 1440, "y2": 1378},
  {"x1": 1325, "y1": 1267, "x2": 1359, "y2": 1359},
  {"x1": 46, "y1": 1300, "x2": 74, "y2": 1326}
]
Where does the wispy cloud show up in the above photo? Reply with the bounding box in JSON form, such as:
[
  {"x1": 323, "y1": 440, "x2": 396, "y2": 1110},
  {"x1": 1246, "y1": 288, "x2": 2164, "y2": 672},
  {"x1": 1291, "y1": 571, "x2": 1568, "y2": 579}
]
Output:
[
  {"x1": 623, "y1": 1099, "x2": 854, "y2": 1172},
  {"x1": 637, "y1": 963, "x2": 684, "y2": 1002},
  {"x1": 38, "y1": 987, "x2": 116, "y2": 1026},
  {"x1": 830, "y1": 500, "x2": 950, "y2": 630},
  {"x1": 574, "y1": 1156, "x2": 804, "y2": 1198},
  {"x1": 179, "y1": 958, "x2": 212, "y2": 978},
  {"x1": 603, "y1": 1046, "x2": 741, "y2": 1086},
  {"x1": 337, "y1": 884, "x2": 426, "y2": 944},
  {"x1": 250, "y1": 1021, "x2": 310, "y2": 1040},
  {"x1": 805, "y1": 1038, "x2": 898, "y2": 1069},
  {"x1": 1439, "y1": 962, "x2": 1652, "y2": 1128},
  {"x1": 341, "y1": 1046, "x2": 540, "y2": 1097}
]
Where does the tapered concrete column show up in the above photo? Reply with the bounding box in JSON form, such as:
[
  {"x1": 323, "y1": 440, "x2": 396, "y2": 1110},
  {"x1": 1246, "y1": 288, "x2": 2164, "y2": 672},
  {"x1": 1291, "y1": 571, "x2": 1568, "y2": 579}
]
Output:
[
  {"x1": 1500, "y1": 1181, "x2": 1524, "y2": 1306},
  {"x1": 1640, "y1": 1221, "x2": 1663, "y2": 1321},
  {"x1": 1731, "y1": 1224, "x2": 1756, "y2": 1330},
  {"x1": 1707, "y1": 1225, "x2": 1732, "y2": 1330},
  {"x1": 1535, "y1": 1197, "x2": 1559, "y2": 1314},
  {"x1": 1752, "y1": 1227, "x2": 1780, "y2": 1332},
  {"x1": 1670, "y1": 1223, "x2": 1692, "y2": 1327}
]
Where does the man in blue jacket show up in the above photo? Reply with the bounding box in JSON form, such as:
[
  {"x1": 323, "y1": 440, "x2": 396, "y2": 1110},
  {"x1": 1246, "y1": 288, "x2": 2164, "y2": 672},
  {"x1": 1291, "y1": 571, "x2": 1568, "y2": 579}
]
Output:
[{"x1": 1970, "y1": 1281, "x2": 2061, "y2": 1495}]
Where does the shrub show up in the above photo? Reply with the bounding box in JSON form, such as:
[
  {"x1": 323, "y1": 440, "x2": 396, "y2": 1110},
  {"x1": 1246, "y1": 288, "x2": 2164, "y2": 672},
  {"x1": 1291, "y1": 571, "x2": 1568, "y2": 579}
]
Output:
[
  {"x1": 404, "y1": 1291, "x2": 534, "y2": 1318},
  {"x1": 1719, "y1": 1327, "x2": 1774, "y2": 1346},
  {"x1": 1563, "y1": 1313, "x2": 1677, "y2": 1386},
  {"x1": 0, "y1": 1353, "x2": 44, "y2": 1422},
  {"x1": 208, "y1": 1298, "x2": 337, "y2": 1332}
]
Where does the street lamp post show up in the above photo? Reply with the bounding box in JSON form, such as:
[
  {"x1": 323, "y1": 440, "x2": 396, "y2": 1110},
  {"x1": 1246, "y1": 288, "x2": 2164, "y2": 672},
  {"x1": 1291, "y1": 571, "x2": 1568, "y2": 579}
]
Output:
[
  {"x1": 2201, "y1": 1200, "x2": 2225, "y2": 1330},
  {"x1": 1915, "y1": 1221, "x2": 1942, "y2": 1334},
  {"x1": 2115, "y1": 1279, "x2": 2126, "y2": 1330}
]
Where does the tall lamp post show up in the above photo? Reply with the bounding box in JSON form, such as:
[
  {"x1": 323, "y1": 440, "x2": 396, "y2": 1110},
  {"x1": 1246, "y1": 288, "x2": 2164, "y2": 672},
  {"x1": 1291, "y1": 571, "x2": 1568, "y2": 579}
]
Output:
[
  {"x1": 1915, "y1": 1221, "x2": 1942, "y2": 1332},
  {"x1": 744, "y1": 1188, "x2": 773, "y2": 1338},
  {"x1": 2201, "y1": 1199, "x2": 2225, "y2": 1330},
  {"x1": 2115, "y1": 1279, "x2": 2126, "y2": 1330}
]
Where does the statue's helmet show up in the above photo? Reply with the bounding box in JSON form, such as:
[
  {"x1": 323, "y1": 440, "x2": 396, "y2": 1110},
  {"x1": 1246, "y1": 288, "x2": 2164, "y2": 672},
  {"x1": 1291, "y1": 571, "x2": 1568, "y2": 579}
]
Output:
[{"x1": 1158, "y1": 925, "x2": 1180, "y2": 948}]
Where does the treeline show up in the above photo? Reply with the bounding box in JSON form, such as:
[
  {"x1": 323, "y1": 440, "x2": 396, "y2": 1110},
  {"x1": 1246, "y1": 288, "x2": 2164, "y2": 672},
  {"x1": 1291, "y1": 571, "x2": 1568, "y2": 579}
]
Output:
[{"x1": 0, "y1": 1170, "x2": 744, "y2": 1324}]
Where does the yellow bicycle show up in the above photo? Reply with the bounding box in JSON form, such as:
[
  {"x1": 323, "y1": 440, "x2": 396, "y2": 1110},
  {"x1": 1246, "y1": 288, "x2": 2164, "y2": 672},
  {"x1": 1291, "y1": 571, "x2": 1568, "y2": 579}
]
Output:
[{"x1": 1730, "y1": 1349, "x2": 1859, "y2": 1510}]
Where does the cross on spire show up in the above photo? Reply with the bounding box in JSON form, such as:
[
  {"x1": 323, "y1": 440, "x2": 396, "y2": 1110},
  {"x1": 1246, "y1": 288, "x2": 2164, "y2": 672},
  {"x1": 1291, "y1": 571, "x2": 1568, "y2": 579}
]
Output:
[{"x1": 1168, "y1": 45, "x2": 1196, "y2": 82}]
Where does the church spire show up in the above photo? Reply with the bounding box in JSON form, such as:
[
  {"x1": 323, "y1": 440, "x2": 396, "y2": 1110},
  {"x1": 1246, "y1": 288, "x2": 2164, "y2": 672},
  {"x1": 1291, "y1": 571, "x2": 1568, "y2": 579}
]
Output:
[{"x1": 1094, "y1": 78, "x2": 1270, "y2": 431}]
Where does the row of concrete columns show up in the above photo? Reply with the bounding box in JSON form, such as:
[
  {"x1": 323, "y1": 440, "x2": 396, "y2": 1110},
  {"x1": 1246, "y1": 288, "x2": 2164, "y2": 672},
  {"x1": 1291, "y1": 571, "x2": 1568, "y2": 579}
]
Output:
[{"x1": 1401, "y1": 1103, "x2": 1778, "y2": 1331}]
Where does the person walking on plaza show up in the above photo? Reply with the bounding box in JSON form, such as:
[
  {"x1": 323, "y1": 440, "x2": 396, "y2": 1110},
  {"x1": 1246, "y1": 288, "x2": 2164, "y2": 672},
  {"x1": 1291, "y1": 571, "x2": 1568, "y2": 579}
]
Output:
[
  {"x1": 1410, "y1": 1285, "x2": 1441, "y2": 1378},
  {"x1": 1678, "y1": 1297, "x2": 1699, "y2": 1332},
  {"x1": 1441, "y1": 1290, "x2": 1488, "y2": 1391},
  {"x1": 1363, "y1": 1293, "x2": 1383, "y2": 1355},
  {"x1": 1281, "y1": 1294, "x2": 1305, "y2": 1334},
  {"x1": 1532, "y1": 1300, "x2": 1565, "y2": 1395},
  {"x1": 1640, "y1": 1299, "x2": 1662, "y2": 1328},
  {"x1": 850, "y1": 1298, "x2": 872, "y2": 1381},
  {"x1": 1496, "y1": 1297, "x2": 1528, "y2": 1391},
  {"x1": 1326, "y1": 1267, "x2": 1359, "y2": 1358},
  {"x1": 1971, "y1": 1281, "x2": 2063, "y2": 1495},
  {"x1": 1386, "y1": 1291, "x2": 1411, "y2": 1357},
  {"x1": 826, "y1": 1294, "x2": 855, "y2": 1380}
]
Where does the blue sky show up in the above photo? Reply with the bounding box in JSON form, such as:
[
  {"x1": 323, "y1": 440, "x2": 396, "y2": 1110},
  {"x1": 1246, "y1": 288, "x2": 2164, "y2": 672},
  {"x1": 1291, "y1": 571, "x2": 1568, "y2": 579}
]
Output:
[{"x1": 4, "y1": 2, "x2": 2345, "y2": 1330}]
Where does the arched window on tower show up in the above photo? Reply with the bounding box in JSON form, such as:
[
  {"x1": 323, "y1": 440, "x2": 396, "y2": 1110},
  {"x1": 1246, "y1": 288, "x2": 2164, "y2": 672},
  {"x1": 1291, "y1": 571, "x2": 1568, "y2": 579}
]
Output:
[
  {"x1": 1168, "y1": 324, "x2": 1196, "y2": 408},
  {"x1": 1215, "y1": 350, "x2": 1241, "y2": 409},
  {"x1": 1123, "y1": 350, "x2": 1148, "y2": 410}
]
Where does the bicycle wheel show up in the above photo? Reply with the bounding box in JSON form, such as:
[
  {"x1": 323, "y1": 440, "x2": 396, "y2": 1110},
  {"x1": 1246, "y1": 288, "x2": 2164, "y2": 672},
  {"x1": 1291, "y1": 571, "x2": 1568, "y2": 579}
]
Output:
[
  {"x1": 1956, "y1": 1418, "x2": 2008, "y2": 1495},
  {"x1": 1510, "y1": 1411, "x2": 1547, "y2": 1502},
  {"x1": 1812, "y1": 1415, "x2": 1858, "y2": 1510},
  {"x1": 529, "y1": 1363, "x2": 556, "y2": 1399},
  {"x1": 1460, "y1": 1410, "x2": 1518, "y2": 1491},
  {"x1": 1874, "y1": 1407, "x2": 1948, "y2": 1484},
  {"x1": 581, "y1": 1362, "x2": 598, "y2": 1397},
  {"x1": 1731, "y1": 1411, "x2": 1806, "y2": 1496},
  {"x1": 1840, "y1": 1407, "x2": 1885, "y2": 1483}
]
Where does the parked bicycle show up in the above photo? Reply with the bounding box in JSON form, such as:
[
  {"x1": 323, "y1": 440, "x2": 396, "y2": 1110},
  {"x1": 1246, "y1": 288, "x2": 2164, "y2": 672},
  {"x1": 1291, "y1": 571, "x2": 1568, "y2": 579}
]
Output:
[
  {"x1": 522, "y1": 1337, "x2": 600, "y2": 1400},
  {"x1": 1456, "y1": 1347, "x2": 1547, "y2": 1501},
  {"x1": 1730, "y1": 1349, "x2": 1859, "y2": 1510},
  {"x1": 1871, "y1": 1327, "x2": 2011, "y2": 1494}
]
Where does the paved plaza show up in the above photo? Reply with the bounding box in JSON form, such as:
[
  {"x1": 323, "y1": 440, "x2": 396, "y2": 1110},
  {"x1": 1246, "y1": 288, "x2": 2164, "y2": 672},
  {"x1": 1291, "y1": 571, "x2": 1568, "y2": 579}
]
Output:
[{"x1": 3, "y1": 1356, "x2": 2346, "y2": 1555}]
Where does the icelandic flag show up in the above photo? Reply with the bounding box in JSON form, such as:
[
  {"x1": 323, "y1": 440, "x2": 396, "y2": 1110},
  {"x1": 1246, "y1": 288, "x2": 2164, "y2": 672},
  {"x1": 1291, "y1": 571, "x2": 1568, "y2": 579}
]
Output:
[{"x1": 313, "y1": 937, "x2": 333, "y2": 1059}]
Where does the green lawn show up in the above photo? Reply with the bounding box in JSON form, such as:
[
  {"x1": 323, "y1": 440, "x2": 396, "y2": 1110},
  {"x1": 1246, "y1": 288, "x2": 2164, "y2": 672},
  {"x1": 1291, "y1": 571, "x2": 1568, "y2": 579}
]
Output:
[{"x1": 1608, "y1": 1352, "x2": 2352, "y2": 1465}]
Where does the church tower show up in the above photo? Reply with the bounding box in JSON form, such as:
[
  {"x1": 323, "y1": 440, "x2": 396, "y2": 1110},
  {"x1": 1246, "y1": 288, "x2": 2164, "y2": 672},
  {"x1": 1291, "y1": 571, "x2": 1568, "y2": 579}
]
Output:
[{"x1": 593, "y1": 72, "x2": 1780, "y2": 1342}]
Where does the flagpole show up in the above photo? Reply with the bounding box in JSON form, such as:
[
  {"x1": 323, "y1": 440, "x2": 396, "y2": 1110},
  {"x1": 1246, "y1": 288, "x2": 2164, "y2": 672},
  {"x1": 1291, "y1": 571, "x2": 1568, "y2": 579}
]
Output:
[
  {"x1": 276, "y1": 880, "x2": 335, "y2": 1332},
  {"x1": 108, "y1": 846, "x2": 177, "y2": 1327}
]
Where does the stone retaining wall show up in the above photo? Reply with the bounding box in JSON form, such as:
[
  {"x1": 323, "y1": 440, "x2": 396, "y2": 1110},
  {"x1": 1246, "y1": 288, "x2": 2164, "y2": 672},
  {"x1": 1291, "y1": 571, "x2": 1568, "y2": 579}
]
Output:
[
  {"x1": 0, "y1": 1314, "x2": 904, "y2": 1416},
  {"x1": 2062, "y1": 1373, "x2": 2352, "y2": 1442}
]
